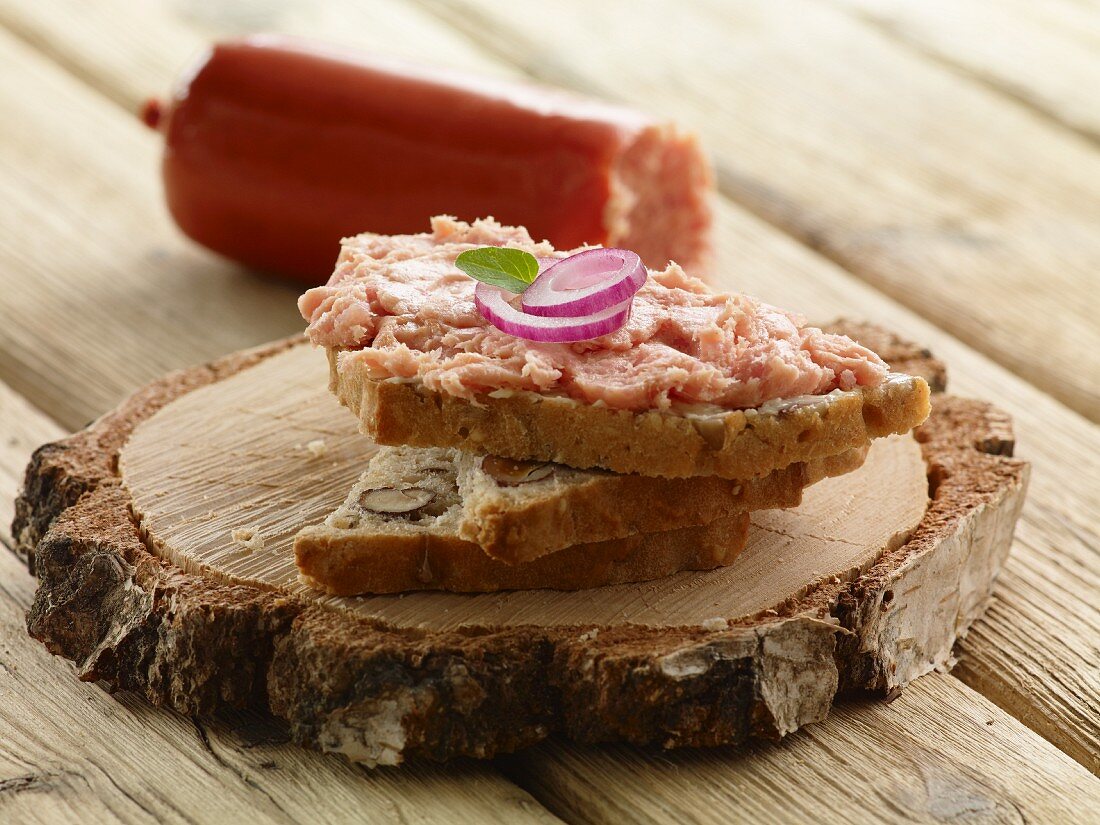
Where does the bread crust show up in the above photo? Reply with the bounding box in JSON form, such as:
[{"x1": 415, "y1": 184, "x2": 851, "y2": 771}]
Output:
[
  {"x1": 329, "y1": 348, "x2": 930, "y2": 479},
  {"x1": 295, "y1": 512, "x2": 749, "y2": 595}
]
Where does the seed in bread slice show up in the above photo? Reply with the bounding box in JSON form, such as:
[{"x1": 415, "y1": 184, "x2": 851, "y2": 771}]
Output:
[
  {"x1": 293, "y1": 452, "x2": 750, "y2": 595},
  {"x1": 328, "y1": 347, "x2": 929, "y2": 479}
]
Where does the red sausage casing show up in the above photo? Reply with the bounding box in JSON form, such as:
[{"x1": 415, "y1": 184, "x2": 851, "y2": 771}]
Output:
[{"x1": 153, "y1": 36, "x2": 713, "y2": 283}]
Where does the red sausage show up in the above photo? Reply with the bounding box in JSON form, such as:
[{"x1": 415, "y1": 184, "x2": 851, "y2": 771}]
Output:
[{"x1": 148, "y1": 36, "x2": 713, "y2": 283}]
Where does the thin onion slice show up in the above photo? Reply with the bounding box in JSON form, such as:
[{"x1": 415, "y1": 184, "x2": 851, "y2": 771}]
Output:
[
  {"x1": 475, "y1": 282, "x2": 631, "y2": 343},
  {"x1": 521, "y1": 248, "x2": 646, "y2": 317}
]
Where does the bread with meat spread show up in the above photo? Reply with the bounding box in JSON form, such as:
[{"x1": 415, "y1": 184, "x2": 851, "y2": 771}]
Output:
[
  {"x1": 329, "y1": 349, "x2": 928, "y2": 480},
  {"x1": 301, "y1": 217, "x2": 932, "y2": 478}
]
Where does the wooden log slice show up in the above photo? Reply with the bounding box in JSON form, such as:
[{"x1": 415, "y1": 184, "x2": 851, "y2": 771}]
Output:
[{"x1": 11, "y1": 324, "x2": 1028, "y2": 766}]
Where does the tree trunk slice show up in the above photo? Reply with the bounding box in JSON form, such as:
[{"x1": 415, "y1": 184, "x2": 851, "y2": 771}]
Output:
[{"x1": 11, "y1": 324, "x2": 1028, "y2": 766}]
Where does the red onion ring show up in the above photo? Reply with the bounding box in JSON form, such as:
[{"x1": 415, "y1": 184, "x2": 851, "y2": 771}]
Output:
[
  {"x1": 521, "y1": 248, "x2": 646, "y2": 317},
  {"x1": 475, "y1": 282, "x2": 631, "y2": 343}
]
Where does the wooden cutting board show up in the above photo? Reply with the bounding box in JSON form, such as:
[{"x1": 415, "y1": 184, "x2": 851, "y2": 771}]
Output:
[{"x1": 13, "y1": 328, "x2": 1028, "y2": 766}]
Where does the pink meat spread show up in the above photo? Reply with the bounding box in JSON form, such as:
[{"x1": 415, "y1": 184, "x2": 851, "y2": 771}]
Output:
[{"x1": 299, "y1": 216, "x2": 887, "y2": 411}]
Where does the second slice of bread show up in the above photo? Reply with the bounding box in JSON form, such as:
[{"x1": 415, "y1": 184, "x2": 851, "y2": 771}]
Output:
[
  {"x1": 294, "y1": 447, "x2": 751, "y2": 595},
  {"x1": 456, "y1": 444, "x2": 866, "y2": 563},
  {"x1": 316, "y1": 444, "x2": 864, "y2": 566}
]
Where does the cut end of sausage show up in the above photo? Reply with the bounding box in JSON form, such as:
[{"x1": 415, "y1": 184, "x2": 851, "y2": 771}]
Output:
[{"x1": 606, "y1": 123, "x2": 715, "y2": 280}]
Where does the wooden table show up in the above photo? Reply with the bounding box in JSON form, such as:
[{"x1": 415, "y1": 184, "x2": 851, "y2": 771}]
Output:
[{"x1": 1, "y1": 1, "x2": 1097, "y2": 822}]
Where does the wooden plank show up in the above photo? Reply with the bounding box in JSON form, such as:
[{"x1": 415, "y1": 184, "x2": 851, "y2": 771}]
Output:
[
  {"x1": 0, "y1": 28, "x2": 303, "y2": 430},
  {"x1": 156, "y1": 0, "x2": 512, "y2": 76},
  {"x1": 0, "y1": 0, "x2": 511, "y2": 114},
  {"x1": 831, "y1": 0, "x2": 1100, "y2": 142},
  {"x1": 954, "y1": 512, "x2": 1100, "y2": 775},
  {"x1": 0, "y1": 379, "x2": 560, "y2": 824},
  {"x1": 1, "y1": 0, "x2": 1097, "y2": 794},
  {"x1": 498, "y1": 674, "x2": 1100, "y2": 825},
  {"x1": 417, "y1": 0, "x2": 1100, "y2": 422}
]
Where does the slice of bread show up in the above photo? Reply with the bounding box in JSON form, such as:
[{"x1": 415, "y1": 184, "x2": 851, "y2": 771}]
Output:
[
  {"x1": 328, "y1": 347, "x2": 929, "y2": 480},
  {"x1": 455, "y1": 444, "x2": 866, "y2": 563},
  {"x1": 304, "y1": 444, "x2": 863, "y2": 568},
  {"x1": 293, "y1": 454, "x2": 750, "y2": 595}
]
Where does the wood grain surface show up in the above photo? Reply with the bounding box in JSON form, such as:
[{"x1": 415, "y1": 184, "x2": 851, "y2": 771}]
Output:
[
  {"x1": 0, "y1": 374, "x2": 1064, "y2": 822},
  {"x1": 0, "y1": 0, "x2": 512, "y2": 112},
  {"x1": 0, "y1": 556, "x2": 561, "y2": 825},
  {"x1": 832, "y1": 0, "x2": 1100, "y2": 142},
  {"x1": 711, "y1": 200, "x2": 1100, "y2": 774},
  {"x1": 0, "y1": 30, "x2": 302, "y2": 430},
  {"x1": 1, "y1": 0, "x2": 1098, "y2": 820},
  {"x1": 22, "y1": 342, "x2": 1030, "y2": 765}
]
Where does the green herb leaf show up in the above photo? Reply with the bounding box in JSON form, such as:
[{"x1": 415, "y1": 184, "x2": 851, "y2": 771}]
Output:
[{"x1": 455, "y1": 247, "x2": 540, "y2": 293}]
